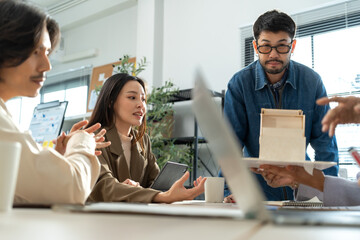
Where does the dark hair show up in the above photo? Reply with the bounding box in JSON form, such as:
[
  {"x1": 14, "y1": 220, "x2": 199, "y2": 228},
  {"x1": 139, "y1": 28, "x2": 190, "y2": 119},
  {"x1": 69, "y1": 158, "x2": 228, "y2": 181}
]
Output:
[
  {"x1": 88, "y1": 73, "x2": 147, "y2": 150},
  {"x1": 0, "y1": 0, "x2": 60, "y2": 68},
  {"x1": 253, "y1": 10, "x2": 296, "y2": 41}
]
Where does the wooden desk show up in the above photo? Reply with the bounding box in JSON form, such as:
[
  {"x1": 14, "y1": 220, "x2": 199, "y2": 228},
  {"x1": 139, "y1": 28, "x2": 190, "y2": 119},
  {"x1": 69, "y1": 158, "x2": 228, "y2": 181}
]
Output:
[{"x1": 0, "y1": 209, "x2": 261, "y2": 240}]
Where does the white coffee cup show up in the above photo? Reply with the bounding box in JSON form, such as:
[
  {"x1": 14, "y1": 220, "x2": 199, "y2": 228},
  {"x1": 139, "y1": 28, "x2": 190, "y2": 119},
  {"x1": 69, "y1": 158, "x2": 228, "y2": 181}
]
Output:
[
  {"x1": 204, "y1": 177, "x2": 225, "y2": 203},
  {"x1": 0, "y1": 141, "x2": 22, "y2": 212}
]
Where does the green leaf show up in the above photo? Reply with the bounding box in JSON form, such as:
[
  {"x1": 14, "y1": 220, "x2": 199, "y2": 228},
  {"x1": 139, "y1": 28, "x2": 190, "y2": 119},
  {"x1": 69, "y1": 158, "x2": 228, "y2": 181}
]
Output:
[{"x1": 147, "y1": 80, "x2": 193, "y2": 170}]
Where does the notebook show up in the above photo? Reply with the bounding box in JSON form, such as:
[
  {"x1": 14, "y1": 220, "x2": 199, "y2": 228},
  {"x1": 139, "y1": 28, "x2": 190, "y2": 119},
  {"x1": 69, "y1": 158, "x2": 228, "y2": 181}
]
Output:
[{"x1": 266, "y1": 196, "x2": 323, "y2": 207}]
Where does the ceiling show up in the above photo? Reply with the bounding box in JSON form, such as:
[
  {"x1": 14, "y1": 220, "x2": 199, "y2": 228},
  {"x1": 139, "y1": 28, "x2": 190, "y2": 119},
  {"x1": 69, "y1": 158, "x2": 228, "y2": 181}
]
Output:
[
  {"x1": 29, "y1": 0, "x2": 65, "y2": 8},
  {"x1": 27, "y1": 0, "x2": 136, "y2": 31},
  {"x1": 29, "y1": 0, "x2": 89, "y2": 16}
]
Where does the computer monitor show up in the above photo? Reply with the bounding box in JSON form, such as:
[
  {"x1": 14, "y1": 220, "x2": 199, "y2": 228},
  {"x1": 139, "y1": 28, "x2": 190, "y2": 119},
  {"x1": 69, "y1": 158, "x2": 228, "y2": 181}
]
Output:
[{"x1": 28, "y1": 101, "x2": 68, "y2": 147}]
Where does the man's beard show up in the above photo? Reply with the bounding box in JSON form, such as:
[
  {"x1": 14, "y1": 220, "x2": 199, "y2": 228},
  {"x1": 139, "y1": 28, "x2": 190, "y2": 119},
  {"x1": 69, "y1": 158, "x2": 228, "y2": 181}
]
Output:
[{"x1": 261, "y1": 59, "x2": 290, "y2": 74}]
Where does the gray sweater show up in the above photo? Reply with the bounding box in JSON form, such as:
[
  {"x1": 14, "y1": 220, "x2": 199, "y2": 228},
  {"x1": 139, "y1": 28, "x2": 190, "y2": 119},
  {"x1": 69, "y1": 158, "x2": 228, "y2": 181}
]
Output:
[{"x1": 296, "y1": 172, "x2": 360, "y2": 206}]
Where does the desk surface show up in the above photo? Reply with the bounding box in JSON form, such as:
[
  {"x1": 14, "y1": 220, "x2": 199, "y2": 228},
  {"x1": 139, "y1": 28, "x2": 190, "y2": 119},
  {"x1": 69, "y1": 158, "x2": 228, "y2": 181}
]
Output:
[
  {"x1": 2, "y1": 208, "x2": 360, "y2": 240},
  {"x1": 249, "y1": 224, "x2": 360, "y2": 240},
  {"x1": 0, "y1": 209, "x2": 260, "y2": 240}
]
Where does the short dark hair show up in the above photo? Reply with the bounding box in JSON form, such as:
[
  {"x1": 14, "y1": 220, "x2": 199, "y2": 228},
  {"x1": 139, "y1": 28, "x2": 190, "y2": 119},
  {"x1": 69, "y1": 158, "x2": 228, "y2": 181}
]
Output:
[
  {"x1": 88, "y1": 73, "x2": 147, "y2": 151},
  {"x1": 0, "y1": 0, "x2": 60, "y2": 68},
  {"x1": 253, "y1": 10, "x2": 296, "y2": 41}
]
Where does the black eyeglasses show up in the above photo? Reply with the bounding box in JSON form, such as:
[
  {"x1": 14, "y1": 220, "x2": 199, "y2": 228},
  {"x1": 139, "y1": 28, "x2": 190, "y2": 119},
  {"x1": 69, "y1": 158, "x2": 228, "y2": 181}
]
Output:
[{"x1": 257, "y1": 42, "x2": 293, "y2": 54}]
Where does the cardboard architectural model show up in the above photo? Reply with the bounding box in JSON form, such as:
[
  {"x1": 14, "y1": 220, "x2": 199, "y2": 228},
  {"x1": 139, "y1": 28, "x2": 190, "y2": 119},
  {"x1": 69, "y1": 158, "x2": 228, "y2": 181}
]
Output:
[{"x1": 258, "y1": 108, "x2": 306, "y2": 162}]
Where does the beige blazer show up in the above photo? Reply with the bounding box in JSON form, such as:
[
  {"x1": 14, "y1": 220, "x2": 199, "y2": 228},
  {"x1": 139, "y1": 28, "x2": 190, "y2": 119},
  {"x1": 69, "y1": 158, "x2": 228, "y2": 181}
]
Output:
[{"x1": 88, "y1": 126, "x2": 160, "y2": 203}]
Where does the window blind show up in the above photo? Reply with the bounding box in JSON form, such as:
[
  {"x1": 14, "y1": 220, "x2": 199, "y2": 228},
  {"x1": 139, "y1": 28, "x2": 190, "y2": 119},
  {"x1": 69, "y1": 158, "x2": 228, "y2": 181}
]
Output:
[
  {"x1": 41, "y1": 65, "x2": 91, "y2": 96},
  {"x1": 240, "y1": 0, "x2": 360, "y2": 68}
]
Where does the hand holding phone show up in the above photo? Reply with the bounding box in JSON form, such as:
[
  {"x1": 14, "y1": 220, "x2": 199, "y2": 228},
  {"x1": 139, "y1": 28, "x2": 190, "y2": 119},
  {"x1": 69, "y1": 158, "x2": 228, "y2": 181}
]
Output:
[{"x1": 348, "y1": 147, "x2": 360, "y2": 166}]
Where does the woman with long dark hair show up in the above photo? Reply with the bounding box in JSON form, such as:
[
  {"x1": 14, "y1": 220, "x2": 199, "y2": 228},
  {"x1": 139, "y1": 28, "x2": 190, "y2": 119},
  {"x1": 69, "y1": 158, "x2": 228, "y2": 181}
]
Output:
[{"x1": 88, "y1": 73, "x2": 205, "y2": 203}]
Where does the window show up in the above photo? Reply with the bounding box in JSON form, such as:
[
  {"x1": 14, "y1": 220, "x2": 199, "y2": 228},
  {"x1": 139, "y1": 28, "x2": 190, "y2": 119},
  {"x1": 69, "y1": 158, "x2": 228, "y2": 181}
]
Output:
[
  {"x1": 240, "y1": 0, "x2": 360, "y2": 180},
  {"x1": 6, "y1": 96, "x2": 40, "y2": 131},
  {"x1": 41, "y1": 77, "x2": 89, "y2": 118},
  {"x1": 6, "y1": 66, "x2": 91, "y2": 131}
]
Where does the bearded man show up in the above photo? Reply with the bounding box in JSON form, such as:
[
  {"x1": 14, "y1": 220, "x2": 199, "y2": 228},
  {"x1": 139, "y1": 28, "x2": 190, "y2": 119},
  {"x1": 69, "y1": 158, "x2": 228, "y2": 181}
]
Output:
[{"x1": 220, "y1": 10, "x2": 339, "y2": 201}]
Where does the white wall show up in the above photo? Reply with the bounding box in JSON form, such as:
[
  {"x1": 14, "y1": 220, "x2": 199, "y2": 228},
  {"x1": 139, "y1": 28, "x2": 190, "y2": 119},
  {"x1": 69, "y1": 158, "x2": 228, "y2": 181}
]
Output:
[
  {"x1": 49, "y1": 0, "x2": 344, "y2": 90},
  {"x1": 160, "y1": 0, "x2": 345, "y2": 92},
  {"x1": 47, "y1": 0, "x2": 345, "y2": 134},
  {"x1": 50, "y1": 4, "x2": 138, "y2": 76}
]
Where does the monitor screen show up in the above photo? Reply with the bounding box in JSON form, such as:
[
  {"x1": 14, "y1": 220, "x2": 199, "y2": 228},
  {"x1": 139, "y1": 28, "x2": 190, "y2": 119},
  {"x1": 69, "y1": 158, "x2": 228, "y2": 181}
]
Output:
[{"x1": 28, "y1": 101, "x2": 68, "y2": 147}]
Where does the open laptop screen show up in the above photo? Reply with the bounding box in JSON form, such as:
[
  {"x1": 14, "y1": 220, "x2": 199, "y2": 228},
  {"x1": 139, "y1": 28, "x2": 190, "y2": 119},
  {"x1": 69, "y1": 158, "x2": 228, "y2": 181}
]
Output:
[{"x1": 191, "y1": 70, "x2": 269, "y2": 220}]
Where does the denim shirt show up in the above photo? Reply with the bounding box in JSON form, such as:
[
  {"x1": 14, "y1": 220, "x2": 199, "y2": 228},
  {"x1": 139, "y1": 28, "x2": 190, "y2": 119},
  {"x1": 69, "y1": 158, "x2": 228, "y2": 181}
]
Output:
[{"x1": 222, "y1": 60, "x2": 339, "y2": 201}]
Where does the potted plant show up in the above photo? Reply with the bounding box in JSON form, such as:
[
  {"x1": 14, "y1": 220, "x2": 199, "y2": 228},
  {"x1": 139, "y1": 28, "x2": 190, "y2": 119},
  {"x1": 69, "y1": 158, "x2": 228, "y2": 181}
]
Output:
[{"x1": 146, "y1": 81, "x2": 192, "y2": 169}]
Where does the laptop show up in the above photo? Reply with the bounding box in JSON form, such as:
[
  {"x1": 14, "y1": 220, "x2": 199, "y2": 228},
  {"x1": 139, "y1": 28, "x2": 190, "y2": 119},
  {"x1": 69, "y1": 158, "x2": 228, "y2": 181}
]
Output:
[{"x1": 53, "y1": 70, "x2": 360, "y2": 226}]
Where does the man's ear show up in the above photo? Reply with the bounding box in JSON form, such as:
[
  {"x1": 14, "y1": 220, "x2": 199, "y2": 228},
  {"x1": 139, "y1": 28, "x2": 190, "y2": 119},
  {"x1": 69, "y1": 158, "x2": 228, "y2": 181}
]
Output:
[
  {"x1": 252, "y1": 40, "x2": 259, "y2": 54},
  {"x1": 291, "y1": 39, "x2": 297, "y2": 53}
]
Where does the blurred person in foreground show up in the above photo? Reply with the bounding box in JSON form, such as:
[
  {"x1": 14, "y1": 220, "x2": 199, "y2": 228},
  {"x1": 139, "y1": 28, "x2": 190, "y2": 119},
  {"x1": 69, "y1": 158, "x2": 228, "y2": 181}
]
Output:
[{"x1": 0, "y1": 0, "x2": 110, "y2": 205}]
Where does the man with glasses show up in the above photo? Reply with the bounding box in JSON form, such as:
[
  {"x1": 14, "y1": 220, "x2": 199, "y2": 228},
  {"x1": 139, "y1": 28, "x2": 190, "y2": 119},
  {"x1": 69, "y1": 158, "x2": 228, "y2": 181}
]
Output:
[{"x1": 221, "y1": 10, "x2": 339, "y2": 201}]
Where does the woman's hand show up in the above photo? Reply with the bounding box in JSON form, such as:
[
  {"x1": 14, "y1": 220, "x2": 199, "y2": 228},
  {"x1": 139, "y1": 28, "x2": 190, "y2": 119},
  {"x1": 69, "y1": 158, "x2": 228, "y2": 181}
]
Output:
[
  {"x1": 123, "y1": 178, "x2": 140, "y2": 187},
  {"x1": 193, "y1": 175, "x2": 204, "y2": 187},
  {"x1": 53, "y1": 132, "x2": 67, "y2": 155},
  {"x1": 54, "y1": 120, "x2": 111, "y2": 156},
  {"x1": 317, "y1": 96, "x2": 360, "y2": 136},
  {"x1": 224, "y1": 194, "x2": 236, "y2": 203},
  {"x1": 253, "y1": 165, "x2": 325, "y2": 192},
  {"x1": 153, "y1": 172, "x2": 206, "y2": 203},
  {"x1": 251, "y1": 166, "x2": 296, "y2": 189}
]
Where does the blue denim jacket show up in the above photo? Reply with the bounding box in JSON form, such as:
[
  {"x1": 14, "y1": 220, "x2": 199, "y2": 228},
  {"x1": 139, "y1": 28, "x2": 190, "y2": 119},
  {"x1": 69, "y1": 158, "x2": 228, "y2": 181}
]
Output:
[{"x1": 221, "y1": 60, "x2": 339, "y2": 201}]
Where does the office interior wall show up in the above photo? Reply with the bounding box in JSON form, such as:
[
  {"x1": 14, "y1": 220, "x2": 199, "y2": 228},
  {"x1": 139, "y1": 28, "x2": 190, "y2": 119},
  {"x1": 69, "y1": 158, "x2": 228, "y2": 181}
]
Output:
[
  {"x1": 157, "y1": 0, "x2": 341, "y2": 136},
  {"x1": 135, "y1": 0, "x2": 164, "y2": 88},
  {"x1": 50, "y1": 4, "x2": 137, "y2": 78},
  {"x1": 160, "y1": 0, "x2": 344, "y2": 92},
  {"x1": 157, "y1": 0, "x2": 343, "y2": 178},
  {"x1": 49, "y1": 0, "x2": 343, "y2": 89},
  {"x1": 46, "y1": 0, "x2": 344, "y2": 177}
]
